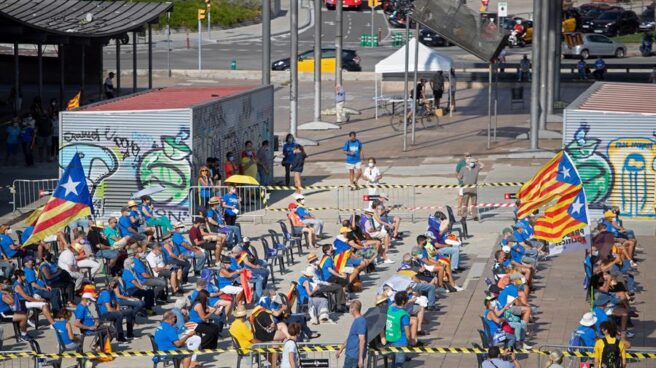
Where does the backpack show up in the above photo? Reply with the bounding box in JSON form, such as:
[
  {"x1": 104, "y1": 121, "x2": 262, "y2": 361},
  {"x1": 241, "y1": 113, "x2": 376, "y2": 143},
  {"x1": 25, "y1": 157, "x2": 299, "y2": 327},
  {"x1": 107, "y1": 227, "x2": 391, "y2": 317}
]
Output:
[
  {"x1": 567, "y1": 331, "x2": 584, "y2": 353},
  {"x1": 601, "y1": 337, "x2": 622, "y2": 368}
]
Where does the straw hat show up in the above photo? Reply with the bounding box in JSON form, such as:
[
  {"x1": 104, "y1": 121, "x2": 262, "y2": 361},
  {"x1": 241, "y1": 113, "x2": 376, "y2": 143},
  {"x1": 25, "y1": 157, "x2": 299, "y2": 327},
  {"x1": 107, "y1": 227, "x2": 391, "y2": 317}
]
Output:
[
  {"x1": 302, "y1": 266, "x2": 315, "y2": 278},
  {"x1": 603, "y1": 210, "x2": 615, "y2": 218},
  {"x1": 307, "y1": 253, "x2": 318, "y2": 263},
  {"x1": 339, "y1": 227, "x2": 351, "y2": 234},
  {"x1": 375, "y1": 294, "x2": 388, "y2": 306},
  {"x1": 208, "y1": 197, "x2": 221, "y2": 205},
  {"x1": 363, "y1": 208, "x2": 374, "y2": 214},
  {"x1": 92, "y1": 220, "x2": 104, "y2": 228},
  {"x1": 234, "y1": 305, "x2": 248, "y2": 318},
  {"x1": 127, "y1": 200, "x2": 138, "y2": 208},
  {"x1": 174, "y1": 222, "x2": 185, "y2": 229}
]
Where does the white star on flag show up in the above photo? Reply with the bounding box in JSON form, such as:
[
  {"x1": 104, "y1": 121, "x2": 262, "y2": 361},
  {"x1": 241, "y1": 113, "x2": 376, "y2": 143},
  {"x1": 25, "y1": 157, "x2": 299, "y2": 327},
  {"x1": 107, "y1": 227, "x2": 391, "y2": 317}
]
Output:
[
  {"x1": 61, "y1": 176, "x2": 80, "y2": 197},
  {"x1": 571, "y1": 198, "x2": 584, "y2": 215},
  {"x1": 561, "y1": 166, "x2": 571, "y2": 178}
]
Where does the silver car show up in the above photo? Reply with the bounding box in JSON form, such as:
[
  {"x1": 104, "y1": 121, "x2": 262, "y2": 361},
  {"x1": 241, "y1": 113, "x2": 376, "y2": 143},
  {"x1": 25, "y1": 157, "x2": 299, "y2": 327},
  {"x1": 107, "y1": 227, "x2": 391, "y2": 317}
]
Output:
[{"x1": 562, "y1": 33, "x2": 626, "y2": 59}]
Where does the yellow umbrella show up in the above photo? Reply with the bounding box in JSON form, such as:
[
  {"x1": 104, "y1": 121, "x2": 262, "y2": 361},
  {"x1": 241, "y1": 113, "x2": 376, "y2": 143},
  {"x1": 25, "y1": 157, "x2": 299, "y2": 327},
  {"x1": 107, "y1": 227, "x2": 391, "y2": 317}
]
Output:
[{"x1": 224, "y1": 175, "x2": 260, "y2": 186}]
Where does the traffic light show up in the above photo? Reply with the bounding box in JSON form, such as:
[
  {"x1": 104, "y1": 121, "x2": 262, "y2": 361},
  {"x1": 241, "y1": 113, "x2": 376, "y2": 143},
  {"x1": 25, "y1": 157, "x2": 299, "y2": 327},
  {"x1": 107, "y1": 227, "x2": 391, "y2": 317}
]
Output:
[
  {"x1": 368, "y1": 0, "x2": 381, "y2": 8},
  {"x1": 205, "y1": 0, "x2": 211, "y2": 8},
  {"x1": 198, "y1": 9, "x2": 206, "y2": 20}
]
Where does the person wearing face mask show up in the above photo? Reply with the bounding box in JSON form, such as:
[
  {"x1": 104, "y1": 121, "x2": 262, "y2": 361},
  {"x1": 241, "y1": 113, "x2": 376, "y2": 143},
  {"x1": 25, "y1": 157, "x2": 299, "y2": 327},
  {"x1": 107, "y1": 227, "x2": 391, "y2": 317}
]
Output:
[
  {"x1": 456, "y1": 156, "x2": 484, "y2": 220},
  {"x1": 343, "y1": 131, "x2": 364, "y2": 186},
  {"x1": 294, "y1": 194, "x2": 325, "y2": 238},
  {"x1": 121, "y1": 258, "x2": 156, "y2": 315},
  {"x1": 363, "y1": 157, "x2": 382, "y2": 197},
  {"x1": 0, "y1": 225, "x2": 17, "y2": 278},
  {"x1": 222, "y1": 185, "x2": 242, "y2": 226},
  {"x1": 282, "y1": 134, "x2": 296, "y2": 186},
  {"x1": 4, "y1": 118, "x2": 21, "y2": 166},
  {"x1": 240, "y1": 140, "x2": 258, "y2": 180},
  {"x1": 224, "y1": 151, "x2": 239, "y2": 180}
]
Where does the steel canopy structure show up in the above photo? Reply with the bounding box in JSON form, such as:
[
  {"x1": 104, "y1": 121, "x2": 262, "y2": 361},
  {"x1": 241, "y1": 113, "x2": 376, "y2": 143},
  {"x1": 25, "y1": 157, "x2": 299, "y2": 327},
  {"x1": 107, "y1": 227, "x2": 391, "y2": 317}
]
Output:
[{"x1": 0, "y1": 0, "x2": 173, "y2": 114}]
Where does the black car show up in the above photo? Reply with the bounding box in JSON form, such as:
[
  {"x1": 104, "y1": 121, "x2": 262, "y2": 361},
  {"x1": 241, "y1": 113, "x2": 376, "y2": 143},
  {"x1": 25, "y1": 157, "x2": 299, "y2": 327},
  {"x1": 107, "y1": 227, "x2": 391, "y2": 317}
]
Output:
[
  {"x1": 418, "y1": 28, "x2": 451, "y2": 47},
  {"x1": 271, "y1": 48, "x2": 362, "y2": 71},
  {"x1": 591, "y1": 10, "x2": 639, "y2": 36},
  {"x1": 640, "y1": 9, "x2": 655, "y2": 32},
  {"x1": 579, "y1": 6, "x2": 623, "y2": 33}
]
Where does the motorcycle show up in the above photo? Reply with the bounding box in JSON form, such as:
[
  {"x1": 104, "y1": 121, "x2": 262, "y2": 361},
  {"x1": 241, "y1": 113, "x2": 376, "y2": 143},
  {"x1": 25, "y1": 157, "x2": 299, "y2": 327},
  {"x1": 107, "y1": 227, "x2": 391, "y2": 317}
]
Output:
[{"x1": 507, "y1": 30, "x2": 526, "y2": 48}]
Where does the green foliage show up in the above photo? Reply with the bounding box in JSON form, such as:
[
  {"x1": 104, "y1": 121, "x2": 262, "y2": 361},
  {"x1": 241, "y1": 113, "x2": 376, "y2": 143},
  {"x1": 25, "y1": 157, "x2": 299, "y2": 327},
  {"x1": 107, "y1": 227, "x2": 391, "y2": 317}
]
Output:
[
  {"x1": 611, "y1": 32, "x2": 643, "y2": 44},
  {"x1": 156, "y1": 0, "x2": 261, "y2": 30}
]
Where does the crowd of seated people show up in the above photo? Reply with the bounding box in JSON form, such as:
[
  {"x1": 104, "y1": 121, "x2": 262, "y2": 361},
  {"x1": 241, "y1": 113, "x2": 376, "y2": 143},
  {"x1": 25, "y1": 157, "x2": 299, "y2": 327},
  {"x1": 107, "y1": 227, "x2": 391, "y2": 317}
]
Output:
[{"x1": 567, "y1": 209, "x2": 641, "y2": 367}]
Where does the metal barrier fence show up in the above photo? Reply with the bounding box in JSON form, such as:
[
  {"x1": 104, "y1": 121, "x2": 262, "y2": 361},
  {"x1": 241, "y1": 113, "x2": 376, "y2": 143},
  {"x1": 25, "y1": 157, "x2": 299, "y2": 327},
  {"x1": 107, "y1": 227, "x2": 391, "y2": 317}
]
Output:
[
  {"x1": 536, "y1": 344, "x2": 656, "y2": 368},
  {"x1": 10, "y1": 179, "x2": 58, "y2": 214},
  {"x1": 189, "y1": 185, "x2": 267, "y2": 221},
  {"x1": 249, "y1": 342, "x2": 340, "y2": 368},
  {"x1": 0, "y1": 351, "x2": 32, "y2": 367},
  {"x1": 336, "y1": 186, "x2": 416, "y2": 222}
]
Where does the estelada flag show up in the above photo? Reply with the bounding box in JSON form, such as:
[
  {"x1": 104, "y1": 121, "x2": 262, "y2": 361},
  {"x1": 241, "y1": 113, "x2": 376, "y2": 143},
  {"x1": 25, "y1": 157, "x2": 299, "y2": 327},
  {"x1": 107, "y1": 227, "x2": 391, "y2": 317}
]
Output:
[
  {"x1": 24, "y1": 153, "x2": 93, "y2": 246},
  {"x1": 66, "y1": 91, "x2": 81, "y2": 110},
  {"x1": 286, "y1": 282, "x2": 297, "y2": 307},
  {"x1": 533, "y1": 188, "x2": 589, "y2": 243},
  {"x1": 240, "y1": 268, "x2": 253, "y2": 304},
  {"x1": 515, "y1": 151, "x2": 582, "y2": 220},
  {"x1": 334, "y1": 249, "x2": 352, "y2": 273}
]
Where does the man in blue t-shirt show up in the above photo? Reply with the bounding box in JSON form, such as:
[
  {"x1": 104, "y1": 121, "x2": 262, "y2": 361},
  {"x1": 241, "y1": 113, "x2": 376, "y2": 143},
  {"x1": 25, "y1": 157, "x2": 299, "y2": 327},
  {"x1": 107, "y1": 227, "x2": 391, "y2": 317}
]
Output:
[
  {"x1": 342, "y1": 131, "x2": 364, "y2": 186},
  {"x1": 74, "y1": 293, "x2": 98, "y2": 335},
  {"x1": 154, "y1": 311, "x2": 194, "y2": 368},
  {"x1": 97, "y1": 284, "x2": 135, "y2": 342},
  {"x1": 172, "y1": 224, "x2": 207, "y2": 274},
  {"x1": 118, "y1": 207, "x2": 147, "y2": 245},
  {"x1": 337, "y1": 300, "x2": 368, "y2": 368},
  {"x1": 222, "y1": 185, "x2": 241, "y2": 226},
  {"x1": 574, "y1": 312, "x2": 599, "y2": 349}
]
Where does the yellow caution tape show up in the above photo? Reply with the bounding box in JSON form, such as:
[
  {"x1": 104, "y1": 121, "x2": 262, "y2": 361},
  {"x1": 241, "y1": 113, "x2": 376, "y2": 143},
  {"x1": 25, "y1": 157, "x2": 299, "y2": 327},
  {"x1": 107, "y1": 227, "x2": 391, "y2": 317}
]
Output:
[
  {"x1": 6, "y1": 347, "x2": 656, "y2": 359},
  {"x1": 259, "y1": 182, "x2": 524, "y2": 191}
]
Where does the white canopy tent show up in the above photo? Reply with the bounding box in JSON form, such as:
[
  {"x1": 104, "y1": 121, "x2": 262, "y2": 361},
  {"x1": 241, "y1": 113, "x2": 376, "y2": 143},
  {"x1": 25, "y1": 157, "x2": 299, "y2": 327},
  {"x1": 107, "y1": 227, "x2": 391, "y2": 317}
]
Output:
[{"x1": 374, "y1": 38, "x2": 455, "y2": 119}]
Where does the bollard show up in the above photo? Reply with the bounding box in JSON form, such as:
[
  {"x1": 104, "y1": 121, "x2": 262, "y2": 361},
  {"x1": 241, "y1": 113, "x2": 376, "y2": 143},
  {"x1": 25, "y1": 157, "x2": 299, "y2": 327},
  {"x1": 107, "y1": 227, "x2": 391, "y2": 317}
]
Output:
[
  {"x1": 366, "y1": 34, "x2": 372, "y2": 47},
  {"x1": 230, "y1": 59, "x2": 237, "y2": 70},
  {"x1": 373, "y1": 34, "x2": 379, "y2": 47},
  {"x1": 360, "y1": 33, "x2": 366, "y2": 47},
  {"x1": 378, "y1": 27, "x2": 382, "y2": 43}
]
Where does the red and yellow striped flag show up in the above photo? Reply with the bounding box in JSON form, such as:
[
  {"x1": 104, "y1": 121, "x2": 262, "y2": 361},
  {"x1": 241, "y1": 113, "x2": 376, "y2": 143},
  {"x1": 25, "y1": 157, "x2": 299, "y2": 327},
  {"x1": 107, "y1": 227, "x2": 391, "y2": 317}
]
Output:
[
  {"x1": 66, "y1": 91, "x2": 81, "y2": 110},
  {"x1": 24, "y1": 153, "x2": 93, "y2": 245},
  {"x1": 515, "y1": 151, "x2": 581, "y2": 220}
]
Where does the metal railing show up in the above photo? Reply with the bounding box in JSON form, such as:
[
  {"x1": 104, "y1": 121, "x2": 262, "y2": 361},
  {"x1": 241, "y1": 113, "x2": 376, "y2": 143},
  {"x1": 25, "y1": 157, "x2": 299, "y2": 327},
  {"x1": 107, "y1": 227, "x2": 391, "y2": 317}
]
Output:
[
  {"x1": 189, "y1": 185, "x2": 266, "y2": 222},
  {"x1": 249, "y1": 342, "x2": 340, "y2": 368},
  {"x1": 10, "y1": 179, "x2": 58, "y2": 214},
  {"x1": 336, "y1": 186, "x2": 416, "y2": 222},
  {"x1": 537, "y1": 344, "x2": 656, "y2": 367}
]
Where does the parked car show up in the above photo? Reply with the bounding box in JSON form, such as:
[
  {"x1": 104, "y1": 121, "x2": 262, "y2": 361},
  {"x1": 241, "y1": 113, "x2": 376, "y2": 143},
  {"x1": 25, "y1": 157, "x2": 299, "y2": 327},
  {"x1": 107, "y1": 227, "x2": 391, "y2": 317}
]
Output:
[
  {"x1": 591, "y1": 9, "x2": 639, "y2": 36},
  {"x1": 640, "y1": 9, "x2": 655, "y2": 32},
  {"x1": 562, "y1": 33, "x2": 626, "y2": 59},
  {"x1": 325, "y1": 0, "x2": 362, "y2": 10},
  {"x1": 271, "y1": 48, "x2": 362, "y2": 72},
  {"x1": 579, "y1": 6, "x2": 623, "y2": 33},
  {"x1": 418, "y1": 28, "x2": 451, "y2": 47}
]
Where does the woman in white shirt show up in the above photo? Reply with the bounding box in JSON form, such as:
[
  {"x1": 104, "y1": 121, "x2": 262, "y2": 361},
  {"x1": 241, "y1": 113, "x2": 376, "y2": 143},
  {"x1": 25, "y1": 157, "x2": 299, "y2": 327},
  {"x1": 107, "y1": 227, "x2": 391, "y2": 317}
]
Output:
[
  {"x1": 363, "y1": 158, "x2": 382, "y2": 197},
  {"x1": 280, "y1": 322, "x2": 301, "y2": 368}
]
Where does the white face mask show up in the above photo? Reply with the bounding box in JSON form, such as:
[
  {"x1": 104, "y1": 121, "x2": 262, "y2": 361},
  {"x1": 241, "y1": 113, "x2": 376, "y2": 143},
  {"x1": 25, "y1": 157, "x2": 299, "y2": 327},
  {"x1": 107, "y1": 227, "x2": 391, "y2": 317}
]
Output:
[
  {"x1": 592, "y1": 250, "x2": 599, "y2": 257},
  {"x1": 177, "y1": 228, "x2": 185, "y2": 233},
  {"x1": 4, "y1": 229, "x2": 12, "y2": 235},
  {"x1": 368, "y1": 162, "x2": 374, "y2": 168},
  {"x1": 469, "y1": 162, "x2": 476, "y2": 168}
]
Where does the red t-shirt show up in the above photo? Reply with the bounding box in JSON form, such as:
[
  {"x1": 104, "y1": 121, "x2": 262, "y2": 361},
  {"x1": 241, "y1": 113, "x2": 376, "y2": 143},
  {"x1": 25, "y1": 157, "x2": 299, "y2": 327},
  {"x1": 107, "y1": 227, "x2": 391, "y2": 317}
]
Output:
[
  {"x1": 224, "y1": 162, "x2": 237, "y2": 179},
  {"x1": 189, "y1": 225, "x2": 203, "y2": 246}
]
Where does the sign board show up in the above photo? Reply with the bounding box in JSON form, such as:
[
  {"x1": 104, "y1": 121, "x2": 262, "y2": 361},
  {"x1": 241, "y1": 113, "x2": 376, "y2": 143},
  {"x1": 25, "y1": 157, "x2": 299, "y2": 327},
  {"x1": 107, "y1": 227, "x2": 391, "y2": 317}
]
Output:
[
  {"x1": 300, "y1": 359, "x2": 330, "y2": 368},
  {"x1": 498, "y1": 2, "x2": 508, "y2": 17},
  {"x1": 548, "y1": 226, "x2": 591, "y2": 256}
]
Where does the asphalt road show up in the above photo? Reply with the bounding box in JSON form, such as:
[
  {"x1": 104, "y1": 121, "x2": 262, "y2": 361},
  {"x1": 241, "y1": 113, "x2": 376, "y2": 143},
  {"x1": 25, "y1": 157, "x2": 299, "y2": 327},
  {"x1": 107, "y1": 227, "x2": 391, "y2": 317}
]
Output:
[{"x1": 102, "y1": 4, "x2": 656, "y2": 73}]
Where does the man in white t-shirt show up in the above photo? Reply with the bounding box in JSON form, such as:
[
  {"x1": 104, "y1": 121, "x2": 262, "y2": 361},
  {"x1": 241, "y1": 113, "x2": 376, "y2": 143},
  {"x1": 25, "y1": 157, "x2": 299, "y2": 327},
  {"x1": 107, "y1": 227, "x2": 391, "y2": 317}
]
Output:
[
  {"x1": 57, "y1": 244, "x2": 87, "y2": 290},
  {"x1": 146, "y1": 244, "x2": 181, "y2": 295}
]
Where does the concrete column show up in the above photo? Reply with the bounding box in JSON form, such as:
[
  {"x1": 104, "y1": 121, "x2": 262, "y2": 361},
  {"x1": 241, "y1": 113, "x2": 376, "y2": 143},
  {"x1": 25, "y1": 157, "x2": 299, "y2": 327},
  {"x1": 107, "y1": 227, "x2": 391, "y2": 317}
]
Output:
[
  {"x1": 116, "y1": 39, "x2": 121, "y2": 96},
  {"x1": 335, "y1": 0, "x2": 343, "y2": 86},
  {"x1": 132, "y1": 31, "x2": 137, "y2": 93},
  {"x1": 529, "y1": 0, "x2": 541, "y2": 149},
  {"x1": 148, "y1": 24, "x2": 153, "y2": 89},
  {"x1": 538, "y1": 0, "x2": 549, "y2": 130},
  {"x1": 290, "y1": 0, "x2": 298, "y2": 136},
  {"x1": 262, "y1": 0, "x2": 271, "y2": 85}
]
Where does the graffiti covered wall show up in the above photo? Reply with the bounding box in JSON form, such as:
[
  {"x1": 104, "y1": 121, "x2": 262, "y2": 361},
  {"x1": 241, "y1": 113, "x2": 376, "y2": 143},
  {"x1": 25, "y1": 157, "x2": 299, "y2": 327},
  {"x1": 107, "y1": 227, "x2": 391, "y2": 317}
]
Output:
[
  {"x1": 59, "y1": 110, "x2": 193, "y2": 223},
  {"x1": 192, "y1": 86, "x2": 274, "y2": 181},
  {"x1": 564, "y1": 116, "x2": 656, "y2": 218}
]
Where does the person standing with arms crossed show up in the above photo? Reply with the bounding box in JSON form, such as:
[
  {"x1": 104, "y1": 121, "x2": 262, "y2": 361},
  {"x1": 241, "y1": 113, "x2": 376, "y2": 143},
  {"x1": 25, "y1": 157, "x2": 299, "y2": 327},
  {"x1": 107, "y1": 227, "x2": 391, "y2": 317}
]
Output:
[
  {"x1": 455, "y1": 152, "x2": 470, "y2": 219},
  {"x1": 343, "y1": 131, "x2": 364, "y2": 186},
  {"x1": 337, "y1": 300, "x2": 367, "y2": 368},
  {"x1": 336, "y1": 84, "x2": 348, "y2": 124}
]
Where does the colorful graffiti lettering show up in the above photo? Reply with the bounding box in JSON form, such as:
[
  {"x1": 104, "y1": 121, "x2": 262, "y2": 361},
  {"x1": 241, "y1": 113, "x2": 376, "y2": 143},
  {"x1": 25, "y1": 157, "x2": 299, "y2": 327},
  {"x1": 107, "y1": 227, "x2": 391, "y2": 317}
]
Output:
[
  {"x1": 565, "y1": 125, "x2": 614, "y2": 205},
  {"x1": 137, "y1": 129, "x2": 192, "y2": 206},
  {"x1": 607, "y1": 137, "x2": 656, "y2": 217},
  {"x1": 59, "y1": 143, "x2": 119, "y2": 198}
]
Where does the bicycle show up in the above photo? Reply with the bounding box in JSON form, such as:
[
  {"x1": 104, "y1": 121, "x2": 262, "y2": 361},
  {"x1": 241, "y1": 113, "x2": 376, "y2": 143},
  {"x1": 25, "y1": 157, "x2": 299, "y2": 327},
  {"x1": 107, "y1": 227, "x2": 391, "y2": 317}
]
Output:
[{"x1": 389, "y1": 102, "x2": 439, "y2": 132}]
